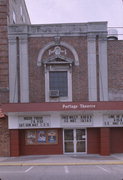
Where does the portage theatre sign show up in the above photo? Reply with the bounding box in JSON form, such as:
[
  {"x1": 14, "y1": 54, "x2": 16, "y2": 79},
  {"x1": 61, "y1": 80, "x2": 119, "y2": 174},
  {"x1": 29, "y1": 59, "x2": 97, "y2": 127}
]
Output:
[{"x1": 62, "y1": 103, "x2": 96, "y2": 110}]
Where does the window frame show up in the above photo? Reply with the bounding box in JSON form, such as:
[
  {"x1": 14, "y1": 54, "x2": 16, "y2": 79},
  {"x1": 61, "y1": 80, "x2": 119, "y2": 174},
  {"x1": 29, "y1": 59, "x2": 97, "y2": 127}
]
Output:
[{"x1": 45, "y1": 65, "x2": 72, "y2": 102}]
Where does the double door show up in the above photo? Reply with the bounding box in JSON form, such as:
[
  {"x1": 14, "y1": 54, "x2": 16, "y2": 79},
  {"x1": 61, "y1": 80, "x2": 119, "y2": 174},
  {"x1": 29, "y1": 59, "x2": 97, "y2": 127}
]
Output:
[{"x1": 64, "y1": 129, "x2": 86, "y2": 153}]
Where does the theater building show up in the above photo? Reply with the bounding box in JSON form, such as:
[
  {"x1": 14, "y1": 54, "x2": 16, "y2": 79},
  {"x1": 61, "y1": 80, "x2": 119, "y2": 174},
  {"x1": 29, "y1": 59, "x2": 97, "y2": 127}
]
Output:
[
  {"x1": 1, "y1": 1, "x2": 123, "y2": 157},
  {"x1": 0, "y1": 21, "x2": 122, "y2": 157}
]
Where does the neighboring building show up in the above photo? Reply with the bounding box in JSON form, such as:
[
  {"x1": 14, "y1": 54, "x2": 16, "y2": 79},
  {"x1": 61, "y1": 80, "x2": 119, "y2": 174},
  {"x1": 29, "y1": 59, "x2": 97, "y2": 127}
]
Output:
[
  {"x1": 1, "y1": 1, "x2": 123, "y2": 157},
  {"x1": 9, "y1": 0, "x2": 30, "y2": 24},
  {"x1": 0, "y1": 0, "x2": 30, "y2": 156}
]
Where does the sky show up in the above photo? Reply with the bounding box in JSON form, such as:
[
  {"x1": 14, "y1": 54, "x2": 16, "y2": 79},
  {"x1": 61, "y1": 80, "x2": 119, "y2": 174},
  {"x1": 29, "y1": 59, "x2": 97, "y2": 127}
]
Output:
[{"x1": 25, "y1": 0, "x2": 123, "y2": 38}]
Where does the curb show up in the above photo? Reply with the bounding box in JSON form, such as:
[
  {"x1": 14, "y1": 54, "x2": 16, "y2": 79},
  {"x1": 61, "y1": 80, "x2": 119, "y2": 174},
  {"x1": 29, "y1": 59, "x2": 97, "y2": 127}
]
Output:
[{"x1": 0, "y1": 161, "x2": 123, "y2": 166}]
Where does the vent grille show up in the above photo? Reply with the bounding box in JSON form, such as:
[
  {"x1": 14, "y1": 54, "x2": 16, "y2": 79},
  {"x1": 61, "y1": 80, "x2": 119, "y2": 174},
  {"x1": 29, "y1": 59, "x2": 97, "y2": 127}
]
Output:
[{"x1": 49, "y1": 90, "x2": 59, "y2": 98}]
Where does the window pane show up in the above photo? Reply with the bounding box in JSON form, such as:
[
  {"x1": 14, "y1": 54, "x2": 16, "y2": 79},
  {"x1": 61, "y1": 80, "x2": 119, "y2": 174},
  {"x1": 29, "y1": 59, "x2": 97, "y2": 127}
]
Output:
[
  {"x1": 49, "y1": 71, "x2": 68, "y2": 96},
  {"x1": 64, "y1": 129, "x2": 74, "y2": 140}
]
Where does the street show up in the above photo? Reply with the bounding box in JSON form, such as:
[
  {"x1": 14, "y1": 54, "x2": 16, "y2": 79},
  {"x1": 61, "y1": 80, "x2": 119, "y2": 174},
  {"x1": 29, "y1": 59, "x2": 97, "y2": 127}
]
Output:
[{"x1": 0, "y1": 165, "x2": 123, "y2": 180}]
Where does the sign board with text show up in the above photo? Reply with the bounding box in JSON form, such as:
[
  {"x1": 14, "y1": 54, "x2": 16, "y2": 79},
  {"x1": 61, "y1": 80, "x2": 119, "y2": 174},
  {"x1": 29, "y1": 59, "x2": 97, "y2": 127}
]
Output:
[
  {"x1": 18, "y1": 116, "x2": 51, "y2": 129},
  {"x1": 104, "y1": 115, "x2": 123, "y2": 127},
  {"x1": 61, "y1": 115, "x2": 93, "y2": 127}
]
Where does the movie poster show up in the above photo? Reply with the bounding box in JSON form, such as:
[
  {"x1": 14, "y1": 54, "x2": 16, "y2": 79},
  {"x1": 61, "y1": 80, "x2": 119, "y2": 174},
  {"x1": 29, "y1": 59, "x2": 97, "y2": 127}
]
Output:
[
  {"x1": 26, "y1": 130, "x2": 36, "y2": 144},
  {"x1": 37, "y1": 130, "x2": 46, "y2": 143},
  {"x1": 48, "y1": 130, "x2": 57, "y2": 143}
]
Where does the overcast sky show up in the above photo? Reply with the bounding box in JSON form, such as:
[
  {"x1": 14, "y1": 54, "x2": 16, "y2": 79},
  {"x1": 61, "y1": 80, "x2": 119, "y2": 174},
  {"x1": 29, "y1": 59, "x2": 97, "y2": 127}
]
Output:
[{"x1": 25, "y1": 0, "x2": 123, "y2": 38}]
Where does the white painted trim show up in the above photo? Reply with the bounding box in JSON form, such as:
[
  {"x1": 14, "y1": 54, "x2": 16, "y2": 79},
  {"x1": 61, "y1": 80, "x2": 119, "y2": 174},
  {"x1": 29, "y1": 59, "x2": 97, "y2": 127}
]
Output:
[
  {"x1": 19, "y1": 36, "x2": 29, "y2": 102},
  {"x1": 8, "y1": 37, "x2": 18, "y2": 103},
  {"x1": 85, "y1": 128, "x2": 87, "y2": 154},
  {"x1": 87, "y1": 36, "x2": 97, "y2": 101},
  {"x1": 98, "y1": 38, "x2": 108, "y2": 101},
  {"x1": 63, "y1": 129, "x2": 65, "y2": 154}
]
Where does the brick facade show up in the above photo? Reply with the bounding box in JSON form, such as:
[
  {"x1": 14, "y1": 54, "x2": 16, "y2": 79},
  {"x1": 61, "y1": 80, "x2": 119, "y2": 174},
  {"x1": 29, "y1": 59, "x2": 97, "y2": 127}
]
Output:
[
  {"x1": 10, "y1": 129, "x2": 20, "y2": 156},
  {"x1": 87, "y1": 128, "x2": 100, "y2": 154},
  {"x1": 0, "y1": 118, "x2": 10, "y2": 156},
  {"x1": 29, "y1": 36, "x2": 88, "y2": 102},
  {"x1": 110, "y1": 128, "x2": 123, "y2": 153},
  {"x1": 0, "y1": 0, "x2": 9, "y2": 103},
  {"x1": 100, "y1": 128, "x2": 110, "y2": 156},
  {"x1": 108, "y1": 41, "x2": 123, "y2": 100},
  {"x1": 29, "y1": 37, "x2": 52, "y2": 102},
  {"x1": 0, "y1": 0, "x2": 9, "y2": 157}
]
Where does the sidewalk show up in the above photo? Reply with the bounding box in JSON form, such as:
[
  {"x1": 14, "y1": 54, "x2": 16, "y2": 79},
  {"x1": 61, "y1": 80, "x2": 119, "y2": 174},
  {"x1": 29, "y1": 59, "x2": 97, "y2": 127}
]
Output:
[{"x1": 0, "y1": 154, "x2": 123, "y2": 166}]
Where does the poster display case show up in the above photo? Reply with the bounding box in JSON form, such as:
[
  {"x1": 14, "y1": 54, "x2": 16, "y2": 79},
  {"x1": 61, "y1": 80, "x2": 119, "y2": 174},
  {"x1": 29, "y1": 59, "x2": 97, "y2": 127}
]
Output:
[{"x1": 26, "y1": 129, "x2": 58, "y2": 145}]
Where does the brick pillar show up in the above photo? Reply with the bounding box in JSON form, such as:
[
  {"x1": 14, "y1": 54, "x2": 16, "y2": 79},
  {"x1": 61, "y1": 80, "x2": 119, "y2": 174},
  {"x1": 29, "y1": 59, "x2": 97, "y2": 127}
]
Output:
[
  {"x1": 100, "y1": 128, "x2": 110, "y2": 155},
  {"x1": 10, "y1": 130, "x2": 20, "y2": 156}
]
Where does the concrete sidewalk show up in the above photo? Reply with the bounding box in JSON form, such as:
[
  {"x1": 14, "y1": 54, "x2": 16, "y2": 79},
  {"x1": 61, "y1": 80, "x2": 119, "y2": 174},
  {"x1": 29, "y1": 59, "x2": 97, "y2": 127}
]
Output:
[{"x1": 0, "y1": 154, "x2": 123, "y2": 166}]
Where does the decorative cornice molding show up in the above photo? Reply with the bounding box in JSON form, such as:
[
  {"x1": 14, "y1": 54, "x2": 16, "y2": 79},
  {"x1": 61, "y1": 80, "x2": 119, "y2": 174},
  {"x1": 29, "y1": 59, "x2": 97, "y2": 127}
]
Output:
[
  {"x1": 42, "y1": 54, "x2": 74, "y2": 65},
  {"x1": 8, "y1": 22, "x2": 107, "y2": 37}
]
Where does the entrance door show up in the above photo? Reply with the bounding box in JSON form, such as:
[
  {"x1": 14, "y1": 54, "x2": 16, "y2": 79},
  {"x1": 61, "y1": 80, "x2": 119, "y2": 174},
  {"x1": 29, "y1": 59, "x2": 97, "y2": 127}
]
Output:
[{"x1": 64, "y1": 129, "x2": 86, "y2": 153}]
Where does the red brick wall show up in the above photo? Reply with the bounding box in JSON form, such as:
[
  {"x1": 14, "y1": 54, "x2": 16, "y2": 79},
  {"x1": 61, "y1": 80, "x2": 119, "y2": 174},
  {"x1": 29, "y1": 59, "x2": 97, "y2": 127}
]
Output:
[
  {"x1": 87, "y1": 128, "x2": 111, "y2": 155},
  {"x1": 0, "y1": 117, "x2": 10, "y2": 156},
  {"x1": 0, "y1": 0, "x2": 10, "y2": 157},
  {"x1": 62, "y1": 37, "x2": 88, "y2": 102},
  {"x1": 19, "y1": 128, "x2": 63, "y2": 155},
  {"x1": 110, "y1": 127, "x2": 123, "y2": 153},
  {"x1": 108, "y1": 40, "x2": 123, "y2": 100},
  {"x1": 28, "y1": 36, "x2": 88, "y2": 102},
  {"x1": 9, "y1": 127, "x2": 123, "y2": 156},
  {"x1": 10, "y1": 129, "x2": 20, "y2": 156},
  {"x1": 87, "y1": 128, "x2": 100, "y2": 154},
  {"x1": 0, "y1": 0, "x2": 9, "y2": 103},
  {"x1": 100, "y1": 128, "x2": 110, "y2": 155}
]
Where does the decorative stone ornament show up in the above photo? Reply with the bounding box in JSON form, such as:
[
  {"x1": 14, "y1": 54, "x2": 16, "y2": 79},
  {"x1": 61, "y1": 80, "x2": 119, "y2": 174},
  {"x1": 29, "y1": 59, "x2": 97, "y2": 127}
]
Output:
[{"x1": 49, "y1": 46, "x2": 67, "y2": 56}]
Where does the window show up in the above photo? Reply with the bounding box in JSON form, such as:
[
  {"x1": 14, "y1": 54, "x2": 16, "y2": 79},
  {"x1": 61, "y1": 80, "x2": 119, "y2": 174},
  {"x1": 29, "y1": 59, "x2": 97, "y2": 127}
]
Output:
[
  {"x1": 49, "y1": 71, "x2": 68, "y2": 97},
  {"x1": 42, "y1": 45, "x2": 73, "y2": 102},
  {"x1": 45, "y1": 65, "x2": 72, "y2": 102},
  {"x1": 26, "y1": 129, "x2": 58, "y2": 145}
]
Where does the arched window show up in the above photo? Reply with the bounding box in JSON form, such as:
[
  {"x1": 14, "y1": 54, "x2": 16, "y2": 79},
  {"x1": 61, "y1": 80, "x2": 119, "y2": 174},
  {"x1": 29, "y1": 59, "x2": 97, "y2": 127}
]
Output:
[{"x1": 37, "y1": 40, "x2": 79, "y2": 102}]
